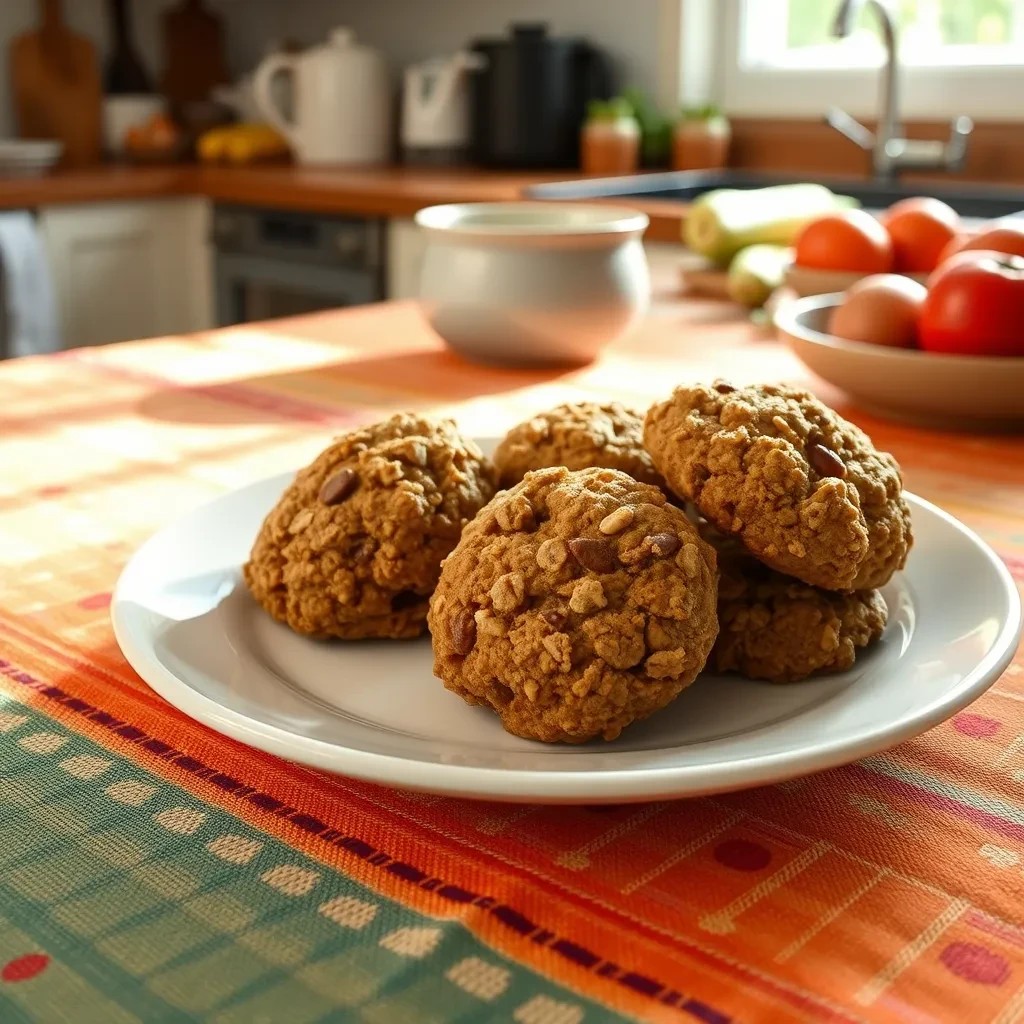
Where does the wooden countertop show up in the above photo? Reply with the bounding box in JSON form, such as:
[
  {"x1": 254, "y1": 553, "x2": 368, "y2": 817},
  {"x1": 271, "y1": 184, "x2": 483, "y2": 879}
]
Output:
[{"x1": 0, "y1": 163, "x2": 687, "y2": 243}]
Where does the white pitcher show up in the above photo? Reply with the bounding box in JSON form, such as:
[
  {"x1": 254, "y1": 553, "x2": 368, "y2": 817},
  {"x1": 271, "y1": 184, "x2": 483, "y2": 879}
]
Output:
[{"x1": 253, "y1": 28, "x2": 391, "y2": 165}]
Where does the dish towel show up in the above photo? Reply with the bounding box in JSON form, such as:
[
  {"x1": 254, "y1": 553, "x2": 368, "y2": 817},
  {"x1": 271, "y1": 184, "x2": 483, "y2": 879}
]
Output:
[{"x1": 0, "y1": 210, "x2": 61, "y2": 359}]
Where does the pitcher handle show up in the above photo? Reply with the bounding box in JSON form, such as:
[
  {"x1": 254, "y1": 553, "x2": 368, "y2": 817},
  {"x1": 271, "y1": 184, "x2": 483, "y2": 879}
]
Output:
[{"x1": 252, "y1": 52, "x2": 298, "y2": 149}]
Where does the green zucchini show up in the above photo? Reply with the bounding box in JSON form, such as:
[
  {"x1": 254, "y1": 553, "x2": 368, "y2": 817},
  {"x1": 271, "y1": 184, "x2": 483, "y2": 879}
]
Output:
[
  {"x1": 727, "y1": 243, "x2": 793, "y2": 308},
  {"x1": 684, "y1": 183, "x2": 857, "y2": 265}
]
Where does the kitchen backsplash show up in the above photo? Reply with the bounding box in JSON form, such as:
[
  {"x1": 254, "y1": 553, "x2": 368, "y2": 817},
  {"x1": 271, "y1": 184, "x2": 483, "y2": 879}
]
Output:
[{"x1": 0, "y1": 0, "x2": 664, "y2": 137}]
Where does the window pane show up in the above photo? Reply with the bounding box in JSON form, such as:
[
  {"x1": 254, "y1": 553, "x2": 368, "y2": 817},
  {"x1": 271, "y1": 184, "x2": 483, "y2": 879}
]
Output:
[{"x1": 746, "y1": 0, "x2": 1024, "y2": 66}]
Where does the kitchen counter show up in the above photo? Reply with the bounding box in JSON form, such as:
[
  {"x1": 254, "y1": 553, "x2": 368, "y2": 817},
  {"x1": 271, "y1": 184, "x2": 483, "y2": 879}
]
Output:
[
  {"x1": 2, "y1": 291, "x2": 1022, "y2": 1023},
  {"x1": 0, "y1": 163, "x2": 688, "y2": 242}
]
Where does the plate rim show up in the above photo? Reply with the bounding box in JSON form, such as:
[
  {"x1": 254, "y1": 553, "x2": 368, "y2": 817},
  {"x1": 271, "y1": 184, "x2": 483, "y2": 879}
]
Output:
[{"x1": 111, "y1": 479, "x2": 1023, "y2": 803}]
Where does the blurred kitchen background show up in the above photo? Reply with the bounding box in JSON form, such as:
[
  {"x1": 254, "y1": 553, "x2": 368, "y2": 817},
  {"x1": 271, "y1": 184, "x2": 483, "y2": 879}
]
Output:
[{"x1": 0, "y1": 0, "x2": 1021, "y2": 358}]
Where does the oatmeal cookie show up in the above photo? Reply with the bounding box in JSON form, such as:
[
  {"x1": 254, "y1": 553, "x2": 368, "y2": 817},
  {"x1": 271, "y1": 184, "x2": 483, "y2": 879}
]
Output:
[
  {"x1": 428, "y1": 466, "x2": 719, "y2": 743},
  {"x1": 708, "y1": 529, "x2": 887, "y2": 683},
  {"x1": 492, "y1": 402, "x2": 664, "y2": 490},
  {"x1": 244, "y1": 413, "x2": 495, "y2": 639},
  {"x1": 643, "y1": 382, "x2": 912, "y2": 590}
]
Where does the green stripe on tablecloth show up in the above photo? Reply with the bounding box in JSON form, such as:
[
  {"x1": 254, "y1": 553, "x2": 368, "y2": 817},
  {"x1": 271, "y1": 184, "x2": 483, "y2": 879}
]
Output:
[{"x1": 0, "y1": 702, "x2": 634, "y2": 1023}]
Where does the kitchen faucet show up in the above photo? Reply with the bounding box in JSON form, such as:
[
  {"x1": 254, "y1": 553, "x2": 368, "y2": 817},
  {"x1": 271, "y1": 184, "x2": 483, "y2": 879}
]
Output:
[{"x1": 825, "y1": 0, "x2": 973, "y2": 180}]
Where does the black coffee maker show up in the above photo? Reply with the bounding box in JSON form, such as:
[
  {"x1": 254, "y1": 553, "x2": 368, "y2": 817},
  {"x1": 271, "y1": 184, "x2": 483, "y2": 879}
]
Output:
[{"x1": 468, "y1": 23, "x2": 614, "y2": 168}]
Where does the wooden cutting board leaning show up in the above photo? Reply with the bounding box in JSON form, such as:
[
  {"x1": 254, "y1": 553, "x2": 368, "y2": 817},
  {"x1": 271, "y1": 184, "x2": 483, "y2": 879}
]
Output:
[
  {"x1": 9, "y1": 0, "x2": 102, "y2": 167},
  {"x1": 160, "y1": 0, "x2": 229, "y2": 110}
]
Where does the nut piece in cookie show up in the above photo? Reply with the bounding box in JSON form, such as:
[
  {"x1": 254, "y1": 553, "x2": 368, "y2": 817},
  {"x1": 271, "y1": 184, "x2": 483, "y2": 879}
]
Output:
[
  {"x1": 643, "y1": 382, "x2": 912, "y2": 590},
  {"x1": 428, "y1": 466, "x2": 719, "y2": 743},
  {"x1": 707, "y1": 528, "x2": 887, "y2": 683},
  {"x1": 244, "y1": 413, "x2": 495, "y2": 640},
  {"x1": 492, "y1": 402, "x2": 664, "y2": 490}
]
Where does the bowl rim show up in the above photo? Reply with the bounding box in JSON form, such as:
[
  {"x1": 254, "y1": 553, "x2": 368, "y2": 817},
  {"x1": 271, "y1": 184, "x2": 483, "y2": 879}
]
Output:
[
  {"x1": 414, "y1": 201, "x2": 649, "y2": 238},
  {"x1": 774, "y1": 291, "x2": 1024, "y2": 368}
]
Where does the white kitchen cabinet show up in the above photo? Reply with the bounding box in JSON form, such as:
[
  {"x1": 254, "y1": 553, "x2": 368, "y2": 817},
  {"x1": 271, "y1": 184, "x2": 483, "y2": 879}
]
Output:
[
  {"x1": 38, "y1": 197, "x2": 214, "y2": 349},
  {"x1": 386, "y1": 216, "x2": 427, "y2": 300}
]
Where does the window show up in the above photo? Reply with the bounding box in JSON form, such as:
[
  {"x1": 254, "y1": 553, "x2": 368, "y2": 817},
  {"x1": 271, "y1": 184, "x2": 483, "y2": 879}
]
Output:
[
  {"x1": 713, "y1": 0, "x2": 1024, "y2": 119},
  {"x1": 745, "y1": 0, "x2": 1024, "y2": 69}
]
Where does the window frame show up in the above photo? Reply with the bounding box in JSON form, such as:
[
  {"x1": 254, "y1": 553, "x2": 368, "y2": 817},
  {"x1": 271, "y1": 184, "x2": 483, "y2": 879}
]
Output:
[{"x1": 707, "y1": 0, "x2": 1024, "y2": 121}]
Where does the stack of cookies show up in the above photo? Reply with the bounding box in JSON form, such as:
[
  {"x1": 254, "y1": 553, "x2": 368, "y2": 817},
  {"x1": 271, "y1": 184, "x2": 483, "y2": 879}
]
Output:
[
  {"x1": 643, "y1": 383, "x2": 909, "y2": 683},
  {"x1": 244, "y1": 386, "x2": 912, "y2": 746}
]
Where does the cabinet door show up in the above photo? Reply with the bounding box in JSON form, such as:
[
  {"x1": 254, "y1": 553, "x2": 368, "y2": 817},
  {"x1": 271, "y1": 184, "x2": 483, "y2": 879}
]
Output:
[
  {"x1": 39, "y1": 198, "x2": 213, "y2": 348},
  {"x1": 385, "y1": 217, "x2": 428, "y2": 300}
]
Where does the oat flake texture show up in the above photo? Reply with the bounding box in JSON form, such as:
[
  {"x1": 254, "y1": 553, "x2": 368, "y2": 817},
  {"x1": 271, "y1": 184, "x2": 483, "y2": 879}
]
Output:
[
  {"x1": 244, "y1": 413, "x2": 495, "y2": 639},
  {"x1": 429, "y1": 466, "x2": 719, "y2": 743}
]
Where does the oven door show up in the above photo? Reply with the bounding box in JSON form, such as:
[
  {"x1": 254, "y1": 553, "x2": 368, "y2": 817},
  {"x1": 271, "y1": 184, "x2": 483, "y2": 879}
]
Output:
[{"x1": 215, "y1": 252, "x2": 381, "y2": 326}]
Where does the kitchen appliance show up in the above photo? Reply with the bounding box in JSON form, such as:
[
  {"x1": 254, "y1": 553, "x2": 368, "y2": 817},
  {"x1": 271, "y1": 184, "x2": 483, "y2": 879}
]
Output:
[
  {"x1": 401, "y1": 52, "x2": 479, "y2": 165},
  {"x1": 468, "y1": 23, "x2": 613, "y2": 168},
  {"x1": 252, "y1": 27, "x2": 391, "y2": 166},
  {"x1": 9, "y1": 0, "x2": 102, "y2": 167},
  {"x1": 212, "y1": 206, "x2": 384, "y2": 326}
]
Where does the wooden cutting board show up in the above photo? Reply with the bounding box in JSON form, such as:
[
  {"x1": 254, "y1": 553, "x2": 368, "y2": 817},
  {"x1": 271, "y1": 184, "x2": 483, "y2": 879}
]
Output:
[
  {"x1": 160, "y1": 0, "x2": 229, "y2": 109},
  {"x1": 10, "y1": 0, "x2": 102, "y2": 167},
  {"x1": 679, "y1": 258, "x2": 734, "y2": 300}
]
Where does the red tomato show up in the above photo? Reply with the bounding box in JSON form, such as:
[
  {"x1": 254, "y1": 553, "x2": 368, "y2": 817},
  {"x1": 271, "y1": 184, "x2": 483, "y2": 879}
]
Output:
[
  {"x1": 920, "y1": 250, "x2": 1024, "y2": 357},
  {"x1": 881, "y1": 196, "x2": 959, "y2": 273},
  {"x1": 939, "y1": 221, "x2": 1024, "y2": 264},
  {"x1": 794, "y1": 209, "x2": 893, "y2": 273}
]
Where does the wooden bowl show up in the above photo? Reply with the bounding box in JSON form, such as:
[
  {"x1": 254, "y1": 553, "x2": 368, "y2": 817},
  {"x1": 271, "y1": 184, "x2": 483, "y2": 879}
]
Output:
[
  {"x1": 774, "y1": 292, "x2": 1024, "y2": 430},
  {"x1": 785, "y1": 265, "x2": 928, "y2": 298}
]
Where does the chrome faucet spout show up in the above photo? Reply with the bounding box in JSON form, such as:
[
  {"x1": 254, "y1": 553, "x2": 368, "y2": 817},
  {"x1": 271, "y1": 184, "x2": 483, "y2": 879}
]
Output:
[{"x1": 825, "y1": 0, "x2": 972, "y2": 180}]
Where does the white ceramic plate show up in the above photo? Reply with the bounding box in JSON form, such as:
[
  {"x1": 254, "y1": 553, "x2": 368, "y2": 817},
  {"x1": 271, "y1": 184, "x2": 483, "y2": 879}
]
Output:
[
  {"x1": 112, "y1": 465, "x2": 1021, "y2": 804},
  {"x1": 776, "y1": 293, "x2": 1024, "y2": 429}
]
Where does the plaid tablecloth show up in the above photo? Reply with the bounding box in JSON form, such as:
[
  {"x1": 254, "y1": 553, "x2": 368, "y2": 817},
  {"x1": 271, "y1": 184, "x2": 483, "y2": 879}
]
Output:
[{"x1": 2, "y1": 299, "x2": 1023, "y2": 1024}]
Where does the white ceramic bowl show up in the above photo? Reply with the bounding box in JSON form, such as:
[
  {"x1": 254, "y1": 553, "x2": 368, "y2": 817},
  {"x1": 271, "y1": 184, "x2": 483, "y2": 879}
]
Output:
[
  {"x1": 775, "y1": 292, "x2": 1024, "y2": 430},
  {"x1": 415, "y1": 202, "x2": 650, "y2": 366}
]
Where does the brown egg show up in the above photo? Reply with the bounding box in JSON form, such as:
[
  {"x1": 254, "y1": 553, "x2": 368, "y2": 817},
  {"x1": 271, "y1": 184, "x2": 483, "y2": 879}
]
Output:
[{"x1": 827, "y1": 274, "x2": 927, "y2": 348}]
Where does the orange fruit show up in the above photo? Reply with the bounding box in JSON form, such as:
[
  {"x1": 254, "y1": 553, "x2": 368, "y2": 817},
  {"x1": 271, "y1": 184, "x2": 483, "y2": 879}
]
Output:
[
  {"x1": 794, "y1": 209, "x2": 893, "y2": 274},
  {"x1": 881, "y1": 197, "x2": 959, "y2": 273}
]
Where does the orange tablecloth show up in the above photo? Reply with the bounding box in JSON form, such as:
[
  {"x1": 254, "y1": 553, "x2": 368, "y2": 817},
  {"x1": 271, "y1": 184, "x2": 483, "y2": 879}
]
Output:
[{"x1": 2, "y1": 298, "x2": 1023, "y2": 1023}]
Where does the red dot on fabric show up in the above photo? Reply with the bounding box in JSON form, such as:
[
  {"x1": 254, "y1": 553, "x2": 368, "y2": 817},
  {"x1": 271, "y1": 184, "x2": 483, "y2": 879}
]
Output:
[
  {"x1": 940, "y1": 942, "x2": 1009, "y2": 985},
  {"x1": 713, "y1": 838, "x2": 772, "y2": 871},
  {"x1": 953, "y1": 714, "x2": 1001, "y2": 738},
  {"x1": 37, "y1": 485, "x2": 68, "y2": 498},
  {"x1": 78, "y1": 592, "x2": 112, "y2": 611},
  {"x1": 2, "y1": 954, "x2": 50, "y2": 983}
]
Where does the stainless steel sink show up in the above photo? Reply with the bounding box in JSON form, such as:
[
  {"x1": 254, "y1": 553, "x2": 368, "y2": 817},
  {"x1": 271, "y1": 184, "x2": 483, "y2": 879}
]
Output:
[{"x1": 525, "y1": 170, "x2": 1024, "y2": 220}]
